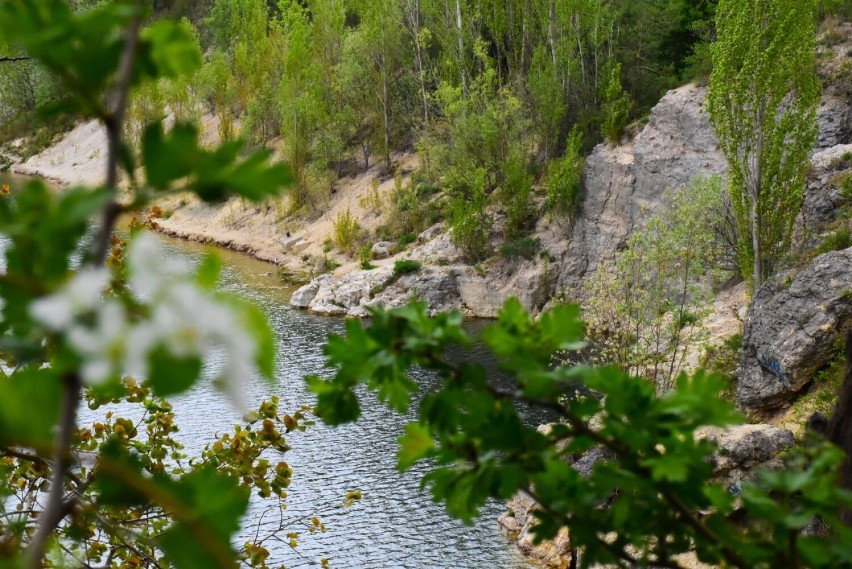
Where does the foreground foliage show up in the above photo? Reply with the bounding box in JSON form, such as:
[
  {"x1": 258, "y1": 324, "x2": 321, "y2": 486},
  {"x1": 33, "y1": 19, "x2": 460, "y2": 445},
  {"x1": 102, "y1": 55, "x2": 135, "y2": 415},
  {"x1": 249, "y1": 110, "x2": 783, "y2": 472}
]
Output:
[
  {"x1": 0, "y1": 2, "x2": 317, "y2": 568},
  {"x1": 308, "y1": 300, "x2": 852, "y2": 568}
]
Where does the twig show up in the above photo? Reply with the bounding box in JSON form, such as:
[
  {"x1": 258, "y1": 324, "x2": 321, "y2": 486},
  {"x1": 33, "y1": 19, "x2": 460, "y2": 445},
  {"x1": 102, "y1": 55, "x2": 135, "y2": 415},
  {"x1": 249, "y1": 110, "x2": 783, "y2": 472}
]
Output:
[
  {"x1": 92, "y1": 0, "x2": 143, "y2": 265},
  {"x1": 26, "y1": 372, "x2": 81, "y2": 569},
  {"x1": 0, "y1": 55, "x2": 30, "y2": 62},
  {"x1": 25, "y1": 3, "x2": 144, "y2": 566}
]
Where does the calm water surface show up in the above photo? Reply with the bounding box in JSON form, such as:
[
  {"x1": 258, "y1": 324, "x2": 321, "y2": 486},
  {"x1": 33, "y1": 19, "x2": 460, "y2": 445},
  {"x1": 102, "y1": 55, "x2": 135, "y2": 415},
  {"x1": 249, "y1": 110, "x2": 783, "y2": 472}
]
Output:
[{"x1": 1, "y1": 174, "x2": 541, "y2": 569}]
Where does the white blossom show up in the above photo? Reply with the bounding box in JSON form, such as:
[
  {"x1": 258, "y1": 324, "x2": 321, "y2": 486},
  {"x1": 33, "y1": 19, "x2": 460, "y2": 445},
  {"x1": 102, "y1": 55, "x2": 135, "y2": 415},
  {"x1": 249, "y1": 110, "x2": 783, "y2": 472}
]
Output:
[
  {"x1": 66, "y1": 300, "x2": 128, "y2": 385},
  {"x1": 127, "y1": 232, "x2": 190, "y2": 298},
  {"x1": 27, "y1": 232, "x2": 260, "y2": 411},
  {"x1": 29, "y1": 268, "x2": 110, "y2": 330}
]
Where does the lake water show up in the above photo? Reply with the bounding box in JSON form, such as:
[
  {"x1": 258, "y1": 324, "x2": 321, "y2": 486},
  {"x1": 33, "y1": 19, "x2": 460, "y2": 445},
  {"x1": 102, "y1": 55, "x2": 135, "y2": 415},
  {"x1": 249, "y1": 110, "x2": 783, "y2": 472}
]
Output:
[{"x1": 2, "y1": 174, "x2": 541, "y2": 569}]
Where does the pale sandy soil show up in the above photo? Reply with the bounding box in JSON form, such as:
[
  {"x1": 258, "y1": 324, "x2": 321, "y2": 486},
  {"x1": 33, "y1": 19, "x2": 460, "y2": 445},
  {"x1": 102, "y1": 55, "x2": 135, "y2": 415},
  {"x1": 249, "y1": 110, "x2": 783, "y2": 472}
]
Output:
[
  {"x1": 10, "y1": 114, "x2": 417, "y2": 277},
  {"x1": 154, "y1": 151, "x2": 418, "y2": 275},
  {"x1": 12, "y1": 119, "x2": 108, "y2": 187}
]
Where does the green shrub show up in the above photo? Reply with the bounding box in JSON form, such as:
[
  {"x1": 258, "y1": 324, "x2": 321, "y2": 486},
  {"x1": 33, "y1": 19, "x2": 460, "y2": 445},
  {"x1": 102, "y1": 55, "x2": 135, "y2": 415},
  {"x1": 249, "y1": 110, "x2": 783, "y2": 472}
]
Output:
[
  {"x1": 499, "y1": 237, "x2": 541, "y2": 261},
  {"x1": 449, "y1": 182, "x2": 491, "y2": 262},
  {"x1": 414, "y1": 180, "x2": 440, "y2": 198},
  {"x1": 839, "y1": 172, "x2": 852, "y2": 203},
  {"x1": 397, "y1": 233, "x2": 416, "y2": 249},
  {"x1": 600, "y1": 62, "x2": 632, "y2": 144},
  {"x1": 359, "y1": 245, "x2": 375, "y2": 270},
  {"x1": 501, "y1": 154, "x2": 534, "y2": 239},
  {"x1": 815, "y1": 228, "x2": 852, "y2": 255},
  {"x1": 332, "y1": 207, "x2": 361, "y2": 255},
  {"x1": 545, "y1": 129, "x2": 584, "y2": 215},
  {"x1": 392, "y1": 259, "x2": 421, "y2": 276}
]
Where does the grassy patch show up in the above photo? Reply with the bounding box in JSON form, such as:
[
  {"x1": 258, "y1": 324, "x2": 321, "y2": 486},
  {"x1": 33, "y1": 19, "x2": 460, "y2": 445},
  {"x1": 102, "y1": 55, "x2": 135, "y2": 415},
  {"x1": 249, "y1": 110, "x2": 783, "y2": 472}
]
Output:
[
  {"x1": 790, "y1": 349, "x2": 846, "y2": 420},
  {"x1": 332, "y1": 208, "x2": 361, "y2": 255},
  {"x1": 499, "y1": 237, "x2": 541, "y2": 261},
  {"x1": 359, "y1": 245, "x2": 375, "y2": 270},
  {"x1": 393, "y1": 259, "x2": 421, "y2": 277},
  {"x1": 397, "y1": 232, "x2": 416, "y2": 249},
  {"x1": 815, "y1": 228, "x2": 852, "y2": 256}
]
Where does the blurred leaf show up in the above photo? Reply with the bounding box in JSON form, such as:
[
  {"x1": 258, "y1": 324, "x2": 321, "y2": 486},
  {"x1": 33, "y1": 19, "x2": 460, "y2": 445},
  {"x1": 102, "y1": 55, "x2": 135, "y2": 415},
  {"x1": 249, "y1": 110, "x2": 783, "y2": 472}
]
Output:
[
  {"x1": 147, "y1": 345, "x2": 201, "y2": 397},
  {"x1": 397, "y1": 423, "x2": 434, "y2": 470},
  {"x1": 0, "y1": 368, "x2": 61, "y2": 447},
  {"x1": 140, "y1": 19, "x2": 201, "y2": 79}
]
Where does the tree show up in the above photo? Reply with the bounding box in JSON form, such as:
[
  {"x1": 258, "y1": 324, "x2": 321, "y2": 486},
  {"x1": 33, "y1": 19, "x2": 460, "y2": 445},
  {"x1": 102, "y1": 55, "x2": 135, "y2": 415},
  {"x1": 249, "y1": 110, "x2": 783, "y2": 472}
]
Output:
[
  {"x1": 583, "y1": 176, "x2": 726, "y2": 391},
  {"x1": 707, "y1": 0, "x2": 820, "y2": 290},
  {"x1": 0, "y1": 2, "x2": 300, "y2": 568}
]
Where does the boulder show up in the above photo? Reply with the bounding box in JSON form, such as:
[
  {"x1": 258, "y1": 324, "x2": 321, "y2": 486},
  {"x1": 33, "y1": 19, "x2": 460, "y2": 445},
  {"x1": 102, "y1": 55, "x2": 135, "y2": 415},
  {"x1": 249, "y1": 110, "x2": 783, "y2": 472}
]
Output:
[
  {"x1": 801, "y1": 144, "x2": 852, "y2": 231},
  {"x1": 737, "y1": 248, "x2": 852, "y2": 411},
  {"x1": 308, "y1": 267, "x2": 395, "y2": 316},
  {"x1": 289, "y1": 277, "x2": 326, "y2": 309},
  {"x1": 697, "y1": 424, "x2": 796, "y2": 493},
  {"x1": 458, "y1": 263, "x2": 549, "y2": 318},
  {"x1": 499, "y1": 492, "x2": 572, "y2": 569},
  {"x1": 501, "y1": 423, "x2": 794, "y2": 567},
  {"x1": 370, "y1": 241, "x2": 392, "y2": 260}
]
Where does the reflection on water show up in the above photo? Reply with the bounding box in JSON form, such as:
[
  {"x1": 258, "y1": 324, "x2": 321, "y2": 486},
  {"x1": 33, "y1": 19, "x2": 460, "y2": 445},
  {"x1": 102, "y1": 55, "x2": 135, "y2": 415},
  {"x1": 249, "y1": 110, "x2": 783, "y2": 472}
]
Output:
[{"x1": 75, "y1": 234, "x2": 542, "y2": 568}]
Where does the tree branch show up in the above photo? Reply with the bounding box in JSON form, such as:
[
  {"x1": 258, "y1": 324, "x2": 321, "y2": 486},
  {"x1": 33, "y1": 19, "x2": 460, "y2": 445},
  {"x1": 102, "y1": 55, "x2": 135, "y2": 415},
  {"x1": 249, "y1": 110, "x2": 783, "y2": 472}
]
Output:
[
  {"x1": 0, "y1": 55, "x2": 30, "y2": 63},
  {"x1": 92, "y1": 0, "x2": 143, "y2": 265},
  {"x1": 26, "y1": 372, "x2": 81, "y2": 569},
  {"x1": 26, "y1": 3, "x2": 144, "y2": 566}
]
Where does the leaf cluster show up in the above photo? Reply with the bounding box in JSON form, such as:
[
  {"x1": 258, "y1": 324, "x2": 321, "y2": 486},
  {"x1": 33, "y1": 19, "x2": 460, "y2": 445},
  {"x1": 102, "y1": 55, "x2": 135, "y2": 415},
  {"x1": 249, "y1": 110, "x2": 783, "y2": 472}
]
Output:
[{"x1": 308, "y1": 299, "x2": 852, "y2": 568}]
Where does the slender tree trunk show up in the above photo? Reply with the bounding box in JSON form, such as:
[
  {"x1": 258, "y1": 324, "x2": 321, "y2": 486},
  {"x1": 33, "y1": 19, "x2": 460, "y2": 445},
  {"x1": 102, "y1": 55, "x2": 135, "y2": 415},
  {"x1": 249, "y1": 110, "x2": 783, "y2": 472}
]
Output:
[
  {"x1": 455, "y1": 0, "x2": 467, "y2": 94},
  {"x1": 752, "y1": 202, "x2": 762, "y2": 290},
  {"x1": 750, "y1": 100, "x2": 767, "y2": 289},
  {"x1": 382, "y1": 65, "x2": 391, "y2": 168},
  {"x1": 548, "y1": 0, "x2": 558, "y2": 73},
  {"x1": 380, "y1": 26, "x2": 391, "y2": 169},
  {"x1": 415, "y1": 3, "x2": 429, "y2": 124},
  {"x1": 573, "y1": 12, "x2": 586, "y2": 88}
]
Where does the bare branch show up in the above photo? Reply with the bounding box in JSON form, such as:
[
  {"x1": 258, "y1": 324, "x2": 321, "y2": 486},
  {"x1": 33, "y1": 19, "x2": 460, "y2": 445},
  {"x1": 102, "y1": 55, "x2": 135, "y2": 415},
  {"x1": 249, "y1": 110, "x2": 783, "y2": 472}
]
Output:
[{"x1": 26, "y1": 372, "x2": 81, "y2": 569}]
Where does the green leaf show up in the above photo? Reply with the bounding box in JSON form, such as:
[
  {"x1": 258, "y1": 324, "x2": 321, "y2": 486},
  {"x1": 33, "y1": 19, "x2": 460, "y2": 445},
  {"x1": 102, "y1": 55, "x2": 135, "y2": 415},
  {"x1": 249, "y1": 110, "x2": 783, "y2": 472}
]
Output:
[
  {"x1": 195, "y1": 253, "x2": 222, "y2": 290},
  {"x1": 306, "y1": 375, "x2": 361, "y2": 425},
  {"x1": 140, "y1": 19, "x2": 201, "y2": 79},
  {"x1": 147, "y1": 345, "x2": 202, "y2": 397},
  {"x1": 397, "y1": 423, "x2": 435, "y2": 470},
  {"x1": 239, "y1": 301, "x2": 276, "y2": 381},
  {"x1": 0, "y1": 368, "x2": 61, "y2": 447},
  {"x1": 641, "y1": 453, "x2": 689, "y2": 483},
  {"x1": 142, "y1": 122, "x2": 199, "y2": 190}
]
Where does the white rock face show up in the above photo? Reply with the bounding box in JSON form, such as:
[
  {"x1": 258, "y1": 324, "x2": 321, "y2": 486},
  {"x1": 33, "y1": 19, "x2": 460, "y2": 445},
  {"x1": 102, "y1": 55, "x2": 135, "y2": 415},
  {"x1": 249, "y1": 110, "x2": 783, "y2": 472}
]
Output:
[
  {"x1": 557, "y1": 83, "x2": 728, "y2": 295},
  {"x1": 289, "y1": 280, "x2": 321, "y2": 309}
]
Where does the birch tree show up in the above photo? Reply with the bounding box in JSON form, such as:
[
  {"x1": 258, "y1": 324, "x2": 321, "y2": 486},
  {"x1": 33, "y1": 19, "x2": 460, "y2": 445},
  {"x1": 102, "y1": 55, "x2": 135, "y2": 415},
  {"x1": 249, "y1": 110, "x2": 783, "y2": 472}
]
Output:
[{"x1": 707, "y1": 0, "x2": 820, "y2": 290}]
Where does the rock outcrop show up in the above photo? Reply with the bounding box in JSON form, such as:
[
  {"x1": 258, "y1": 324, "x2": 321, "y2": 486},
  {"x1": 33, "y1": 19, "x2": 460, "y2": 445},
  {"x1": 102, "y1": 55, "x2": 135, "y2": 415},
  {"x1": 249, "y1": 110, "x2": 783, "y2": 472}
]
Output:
[
  {"x1": 500, "y1": 423, "x2": 795, "y2": 568},
  {"x1": 801, "y1": 143, "x2": 852, "y2": 231},
  {"x1": 289, "y1": 257, "x2": 553, "y2": 318},
  {"x1": 815, "y1": 23, "x2": 852, "y2": 150},
  {"x1": 499, "y1": 492, "x2": 572, "y2": 569},
  {"x1": 697, "y1": 424, "x2": 796, "y2": 492},
  {"x1": 737, "y1": 248, "x2": 852, "y2": 411},
  {"x1": 12, "y1": 119, "x2": 108, "y2": 187},
  {"x1": 556, "y1": 84, "x2": 728, "y2": 294}
]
